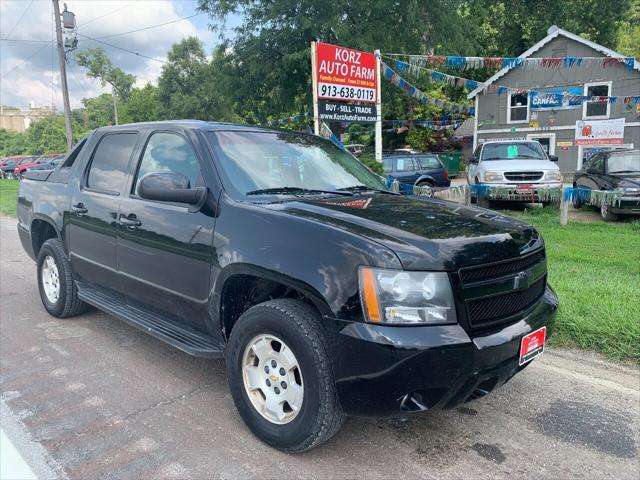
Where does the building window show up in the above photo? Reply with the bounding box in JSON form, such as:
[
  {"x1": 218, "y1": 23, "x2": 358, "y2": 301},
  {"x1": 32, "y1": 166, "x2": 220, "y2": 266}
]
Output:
[
  {"x1": 507, "y1": 93, "x2": 529, "y2": 123},
  {"x1": 583, "y1": 82, "x2": 611, "y2": 119}
]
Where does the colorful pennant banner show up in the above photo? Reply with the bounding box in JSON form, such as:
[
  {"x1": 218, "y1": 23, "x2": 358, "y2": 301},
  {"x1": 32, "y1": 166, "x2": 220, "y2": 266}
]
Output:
[
  {"x1": 382, "y1": 54, "x2": 639, "y2": 72},
  {"x1": 381, "y1": 61, "x2": 476, "y2": 115},
  {"x1": 388, "y1": 56, "x2": 640, "y2": 104}
]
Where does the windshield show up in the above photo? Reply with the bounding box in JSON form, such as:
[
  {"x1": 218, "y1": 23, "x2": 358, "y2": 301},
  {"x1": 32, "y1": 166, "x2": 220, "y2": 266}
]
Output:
[
  {"x1": 481, "y1": 142, "x2": 547, "y2": 161},
  {"x1": 207, "y1": 131, "x2": 387, "y2": 197},
  {"x1": 608, "y1": 152, "x2": 640, "y2": 174}
]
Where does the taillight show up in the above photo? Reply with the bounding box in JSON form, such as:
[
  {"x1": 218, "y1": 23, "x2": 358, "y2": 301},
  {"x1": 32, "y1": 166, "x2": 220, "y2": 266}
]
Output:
[{"x1": 443, "y1": 169, "x2": 449, "y2": 180}]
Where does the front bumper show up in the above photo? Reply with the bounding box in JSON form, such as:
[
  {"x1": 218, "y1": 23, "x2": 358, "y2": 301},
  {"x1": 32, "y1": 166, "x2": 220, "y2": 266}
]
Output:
[
  {"x1": 482, "y1": 182, "x2": 562, "y2": 202},
  {"x1": 329, "y1": 285, "x2": 558, "y2": 417},
  {"x1": 612, "y1": 196, "x2": 640, "y2": 215}
]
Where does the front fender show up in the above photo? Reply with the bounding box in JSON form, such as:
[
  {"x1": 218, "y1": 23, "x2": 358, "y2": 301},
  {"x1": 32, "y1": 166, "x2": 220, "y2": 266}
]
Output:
[{"x1": 210, "y1": 197, "x2": 402, "y2": 322}]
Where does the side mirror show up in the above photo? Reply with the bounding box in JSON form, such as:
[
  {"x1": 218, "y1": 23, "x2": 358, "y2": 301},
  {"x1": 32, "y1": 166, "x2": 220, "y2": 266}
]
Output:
[
  {"x1": 468, "y1": 156, "x2": 478, "y2": 164},
  {"x1": 549, "y1": 155, "x2": 558, "y2": 162},
  {"x1": 587, "y1": 167, "x2": 602, "y2": 175},
  {"x1": 138, "y1": 172, "x2": 206, "y2": 211}
]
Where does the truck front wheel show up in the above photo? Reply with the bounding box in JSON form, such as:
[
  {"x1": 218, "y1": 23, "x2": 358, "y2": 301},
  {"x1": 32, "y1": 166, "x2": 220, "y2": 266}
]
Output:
[
  {"x1": 226, "y1": 299, "x2": 345, "y2": 452},
  {"x1": 37, "y1": 239, "x2": 86, "y2": 318}
]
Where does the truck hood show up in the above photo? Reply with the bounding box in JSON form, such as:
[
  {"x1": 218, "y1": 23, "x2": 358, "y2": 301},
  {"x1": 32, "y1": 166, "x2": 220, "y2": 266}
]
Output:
[
  {"x1": 480, "y1": 159, "x2": 559, "y2": 172},
  {"x1": 262, "y1": 194, "x2": 542, "y2": 271}
]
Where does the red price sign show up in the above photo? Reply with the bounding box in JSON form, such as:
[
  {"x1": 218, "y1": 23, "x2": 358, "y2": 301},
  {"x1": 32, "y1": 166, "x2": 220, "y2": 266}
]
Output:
[{"x1": 315, "y1": 42, "x2": 377, "y2": 103}]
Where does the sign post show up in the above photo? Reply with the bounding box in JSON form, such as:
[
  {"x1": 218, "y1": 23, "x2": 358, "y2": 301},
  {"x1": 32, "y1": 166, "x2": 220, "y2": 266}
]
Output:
[
  {"x1": 374, "y1": 49, "x2": 382, "y2": 163},
  {"x1": 310, "y1": 41, "x2": 321, "y2": 135}
]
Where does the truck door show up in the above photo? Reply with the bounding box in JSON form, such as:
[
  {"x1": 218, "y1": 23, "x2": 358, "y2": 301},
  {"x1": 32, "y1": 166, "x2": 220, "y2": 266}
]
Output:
[
  {"x1": 116, "y1": 130, "x2": 216, "y2": 332},
  {"x1": 69, "y1": 132, "x2": 139, "y2": 289}
]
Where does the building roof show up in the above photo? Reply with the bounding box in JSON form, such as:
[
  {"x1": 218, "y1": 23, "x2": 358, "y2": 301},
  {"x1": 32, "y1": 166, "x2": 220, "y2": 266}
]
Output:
[{"x1": 468, "y1": 25, "x2": 640, "y2": 99}]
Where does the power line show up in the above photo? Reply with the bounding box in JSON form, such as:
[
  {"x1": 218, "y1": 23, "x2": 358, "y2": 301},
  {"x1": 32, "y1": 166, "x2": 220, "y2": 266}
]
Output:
[
  {"x1": 0, "y1": 43, "x2": 52, "y2": 79},
  {"x1": 4, "y1": 0, "x2": 35, "y2": 39},
  {"x1": 1, "y1": 38, "x2": 54, "y2": 43},
  {"x1": 77, "y1": 2, "x2": 131, "y2": 27},
  {"x1": 76, "y1": 32, "x2": 166, "y2": 63},
  {"x1": 90, "y1": 13, "x2": 204, "y2": 40}
]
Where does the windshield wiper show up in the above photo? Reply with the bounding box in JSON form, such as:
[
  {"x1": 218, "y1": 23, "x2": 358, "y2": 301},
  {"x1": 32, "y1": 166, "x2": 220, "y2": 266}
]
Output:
[
  {"x1": 246, "y1": 187, "x2": 354, "y2": 197},
  {"x1": 611, "y1": 170, "x2": 639, "y2": 174},
  {"x1": 337, "y1": 185, "x2": 399, "y2": 195}
]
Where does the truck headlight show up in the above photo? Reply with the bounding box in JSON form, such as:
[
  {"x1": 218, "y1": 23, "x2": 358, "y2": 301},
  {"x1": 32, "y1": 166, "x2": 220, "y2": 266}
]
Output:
[
  {"x1": 358, "y1": 267, "x2": 457, "y2": 325},
  {"x1": 545, "y1": 171, "x2": 563, "y2": 182},
  {"x1": 484, "y1": 171, "x2": 503, "y2": 182}
]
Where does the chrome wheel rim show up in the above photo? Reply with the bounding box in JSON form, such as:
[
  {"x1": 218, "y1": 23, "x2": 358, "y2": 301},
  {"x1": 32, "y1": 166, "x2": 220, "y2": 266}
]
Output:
[
  {"x1": 41, "y1": 255, "x2": 60, "y2": 304},
  {"x1": 242, "y1": 334, "x2": 304, "y2": 425}
]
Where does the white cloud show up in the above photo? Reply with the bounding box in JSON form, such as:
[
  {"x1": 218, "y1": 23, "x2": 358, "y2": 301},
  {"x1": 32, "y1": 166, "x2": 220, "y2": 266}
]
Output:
[{"x1": 1, "y1": 0, "x2": 215, "y2": 110}]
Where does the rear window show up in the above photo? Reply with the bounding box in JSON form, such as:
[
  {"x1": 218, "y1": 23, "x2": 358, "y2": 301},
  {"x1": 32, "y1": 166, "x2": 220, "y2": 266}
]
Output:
[
  {"x1": 86, "y1": 133, "x2": 138, "y2": 194},
  {"x1": 416, "y1": 155, "x2": 441, "y2": 169},
  {"x1": 395, "y1": 157, "x2": 418, "y2": 172}
]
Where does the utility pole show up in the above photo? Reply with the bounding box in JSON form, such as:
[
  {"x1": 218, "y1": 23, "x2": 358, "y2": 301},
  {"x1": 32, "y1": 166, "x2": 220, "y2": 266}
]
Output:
[
  {"x1": 112, "y1": 90, "x2": 119, "y2": 125},
  {"x1": 53, "y1": 0, "x2": 73, "y2": 151}
]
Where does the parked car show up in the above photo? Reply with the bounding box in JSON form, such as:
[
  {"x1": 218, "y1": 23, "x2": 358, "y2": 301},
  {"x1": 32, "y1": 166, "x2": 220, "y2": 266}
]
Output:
[
  {"x1": 345, "y1": 144, "x2": 366, "y2": 157},
  {"x1": 26, "y1": 155, "x2": 64, "y2": 173},
  {"x1": 1, "y1": 156, "x2": 35, "y2": 179},
  {"x1": 14, "y1": 154, "x2": 63, "y2": 179},
  {"x1": 467, "y1": 140, "x2": 562, "y2": 208},
  {"x1": 574, "y1": 149, "x2": 640, "y2": 221},
  {"x1": 383, "y1": 153, "x2": 451, "y2": 188},
  {"x1": 17, "y1": 121, "x2": 557, "y2": 452}
]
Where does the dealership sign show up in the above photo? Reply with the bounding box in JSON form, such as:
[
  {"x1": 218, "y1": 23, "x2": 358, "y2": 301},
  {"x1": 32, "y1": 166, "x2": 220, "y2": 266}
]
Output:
[
  {"x1": 319, "y1": 100, "x2": 376, "y2": 123},
  {"x1": 531, "y1": 87, "x2": 582, "y2": 110},
  {"x1": 315, "y1": 42, "x2": 377, "y2": 103},
  {"x1": 575, "y1": 118, "x2": 625, "y2": 145}
]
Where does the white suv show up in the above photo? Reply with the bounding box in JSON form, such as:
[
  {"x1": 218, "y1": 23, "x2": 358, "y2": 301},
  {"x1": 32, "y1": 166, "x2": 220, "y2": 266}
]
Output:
[{"x1": 467, "y1": 140, "x2": 563, "y2": 207}]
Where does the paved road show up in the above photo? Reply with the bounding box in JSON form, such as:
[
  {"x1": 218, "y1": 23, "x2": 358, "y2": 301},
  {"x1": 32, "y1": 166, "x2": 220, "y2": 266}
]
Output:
[{"x1": 1, "y1": 215, "x2": 638, "y2": 480}]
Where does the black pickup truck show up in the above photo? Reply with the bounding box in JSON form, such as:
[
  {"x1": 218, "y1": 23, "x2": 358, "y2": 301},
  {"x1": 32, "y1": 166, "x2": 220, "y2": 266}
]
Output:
[{"x1": 17, "y1": 121, "x2": 557, "y2": 452}]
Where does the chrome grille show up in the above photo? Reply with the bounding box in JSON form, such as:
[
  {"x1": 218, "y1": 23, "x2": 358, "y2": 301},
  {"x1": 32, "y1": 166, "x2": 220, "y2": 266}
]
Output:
[{"x1": 504, "y1": 171, "x2": 543, "y2": 182}]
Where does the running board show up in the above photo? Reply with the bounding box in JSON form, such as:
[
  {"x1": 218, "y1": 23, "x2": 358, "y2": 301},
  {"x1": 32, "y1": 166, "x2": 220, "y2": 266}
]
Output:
[{"x1": 77, "y1": 283, "x2": 223, "y2": 358}]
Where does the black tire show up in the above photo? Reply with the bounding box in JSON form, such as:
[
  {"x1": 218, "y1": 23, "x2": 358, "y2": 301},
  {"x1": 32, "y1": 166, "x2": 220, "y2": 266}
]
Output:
[
  {"x1": 600, "y1": 203, "x2": 619, "y2": 222},
  {"x1": 416, "y1": 180, "x2": 434, "y2": 188},
  {"x1": 37, "y1": 238, "x2": 87, "y2": 318},
  {"x1": 477, "y1": 196, "x2": 491, "y2": 208},
  {"x1": 226, "y1": 299, "x2": 345, "y2": 453}
]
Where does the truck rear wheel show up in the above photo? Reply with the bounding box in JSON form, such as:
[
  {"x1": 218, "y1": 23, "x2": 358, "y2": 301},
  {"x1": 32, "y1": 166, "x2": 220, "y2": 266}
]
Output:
[
  {"x1": 37, "y1": 238, "x2": 86, "y2": 318},
  {"x1": 226, "y1": 299, "x2": 345, "y2": 452}
]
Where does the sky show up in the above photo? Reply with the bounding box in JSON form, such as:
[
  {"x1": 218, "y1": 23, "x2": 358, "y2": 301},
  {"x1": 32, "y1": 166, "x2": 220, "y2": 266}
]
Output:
[{"x1": 1, "y1": 0, "x2": 241, "y2": 110}]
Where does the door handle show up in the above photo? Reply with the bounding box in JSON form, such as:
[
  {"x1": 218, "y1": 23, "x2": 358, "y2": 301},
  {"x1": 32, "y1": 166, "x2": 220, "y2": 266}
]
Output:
[
  {"x1": 119, "y1": 214, "x2": 142, "y2": 229},
  {"x1": 72, "y1": 203, "x2": 88, "y2": 215}
]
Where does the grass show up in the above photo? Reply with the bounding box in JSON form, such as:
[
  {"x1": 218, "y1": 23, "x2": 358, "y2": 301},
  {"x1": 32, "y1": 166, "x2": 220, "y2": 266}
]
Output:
[
  {"x1": 508, "y1": 208, "x2": 640, "y2": 363},
  {"x1": 1, "y1": 177, "x2": 637, "y2": 361},
  {"x1": 0, "y1": 179, "x2": 19, "y2": 217}
]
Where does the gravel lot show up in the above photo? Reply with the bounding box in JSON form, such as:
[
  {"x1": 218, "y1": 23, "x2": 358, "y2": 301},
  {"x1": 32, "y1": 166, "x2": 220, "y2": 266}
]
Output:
[{"x1": 1, "y1": 215, "x2": 638, "y2": 479}]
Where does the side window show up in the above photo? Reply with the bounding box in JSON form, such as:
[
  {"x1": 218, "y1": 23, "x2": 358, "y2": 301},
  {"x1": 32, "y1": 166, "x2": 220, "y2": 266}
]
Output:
[
  {"x1": 382, "y1": 158, "x2": 393, "y2": 173},
  {"x1": 418, "y1": 156, "x2": 441, "y2": 169},
  {"x1": 396, "y1": 157, "x2": 417, "y2": 172},
  {"x1": 473, "y1": 145, "x2": 482, "y2": 159},
  {"x1": 87, "y1": 133, "x2": 138, "y2": 194},
  {"x1": 133, "y1": 132, "x2": 201, "y2": 195}
]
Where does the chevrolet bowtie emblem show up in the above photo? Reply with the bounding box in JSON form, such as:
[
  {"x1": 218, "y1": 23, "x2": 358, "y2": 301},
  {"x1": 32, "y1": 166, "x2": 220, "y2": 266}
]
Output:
[
  {"x1": 270, "y1": 375, "x2": 278, "y2": 382},
  {"x1": 513, "y1": 271, "x2": 528, "y2": 289}
]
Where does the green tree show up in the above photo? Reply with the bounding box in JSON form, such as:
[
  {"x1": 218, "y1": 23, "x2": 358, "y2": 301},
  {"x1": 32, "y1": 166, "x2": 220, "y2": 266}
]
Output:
[
  {"x1": 157, "y1": 38, "x2": 213, "y2": 120},
  {"x1": 0, "y1": 129, "x2": 28, "y2": 156},
  {"x1": 617, "y1": 0, "x2": 640, "y2": 58},
  {"x1": 121, "y1": 84, "x2": 164, "y2": 123},
  {"x1": 75, "y1": 48, "x2": 136, "y2": 100},
  {"x1": 465, "y1": 0, "x2": 630, "y2": 56},
  {"x1": 197, "y1": 0, "x2": 480, "y2": 122},
  {"x1": 77, "y1": 93, "x2": 116, "y2": 129},
  {"x1": 24, "y1": 115, "x2": 88, "y2": 155}
]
